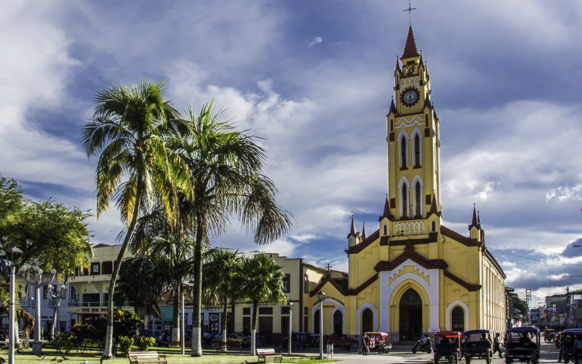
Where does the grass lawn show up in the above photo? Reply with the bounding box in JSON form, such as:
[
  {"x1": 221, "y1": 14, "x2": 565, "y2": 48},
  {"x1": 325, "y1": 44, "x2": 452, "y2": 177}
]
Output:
[{"x1": 3, "y1": 347, "x2": 338, "y2": 364}]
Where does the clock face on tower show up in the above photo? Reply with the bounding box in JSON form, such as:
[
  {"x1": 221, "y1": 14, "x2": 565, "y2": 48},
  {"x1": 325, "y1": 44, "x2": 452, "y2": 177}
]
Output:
[{"x1": 401, "y1": 87, "x2": 420, "y2": 107}]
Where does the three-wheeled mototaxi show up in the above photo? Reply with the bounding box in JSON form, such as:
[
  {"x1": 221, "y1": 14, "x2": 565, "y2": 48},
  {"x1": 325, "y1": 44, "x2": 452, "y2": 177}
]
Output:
[
  {"x1": 462, "y1": 329, "x2": 494, "y2": 364},
  {"x1": 558, "y1": 328, "x2": 582, "y2": 364},
  {"x1": 364, "y1": 332, "x2": 392, "y2": 354},
  {"x1": 504, "y1": 326, "x2": 540, "y2": 364},
  {"x1": 544, "y1": 328, "x2": 555, "y2": 343},
  {"x1": 434, "y1": 331, "x2": 462, "y2": 364}
]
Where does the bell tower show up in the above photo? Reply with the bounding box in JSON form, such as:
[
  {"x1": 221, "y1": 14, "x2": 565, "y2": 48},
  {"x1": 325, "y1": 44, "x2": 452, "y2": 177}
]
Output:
[{"x1": 386, "y1": 26, "x2": 442, "y2": 230}]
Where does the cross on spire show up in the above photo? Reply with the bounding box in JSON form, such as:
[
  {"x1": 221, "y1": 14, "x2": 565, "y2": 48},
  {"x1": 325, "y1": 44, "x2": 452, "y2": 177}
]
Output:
[
  {"x1": 404, "y1": 0, "x2": 416, "y2": 25},
  {"x1": 325, "y1": 263, "x2": 333, "y2": 275}
]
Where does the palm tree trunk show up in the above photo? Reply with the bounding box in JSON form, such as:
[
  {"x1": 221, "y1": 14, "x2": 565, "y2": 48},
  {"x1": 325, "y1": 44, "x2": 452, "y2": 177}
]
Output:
[
  {"x1": 191, "y1": 219, "x2": 204, "y2": 357},
  {"x1": 102, "y1": 184, "x2": 142, "y2": 359},
  {"x1": 221, "y1": 292, "x2": 228, "y2": 351},
  {"x1": 250, "y1": 300, "x2": 258, "y2": 356},
  {"x1": 172, "y1": 285, "x2": 180, "y2": 342}
]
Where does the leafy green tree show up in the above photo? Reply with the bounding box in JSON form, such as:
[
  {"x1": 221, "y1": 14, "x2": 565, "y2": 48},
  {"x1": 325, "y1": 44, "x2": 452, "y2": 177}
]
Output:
[
  {"x1": 82, "y1": 80, "x2": 192, "y2": 358},
  {"x1": 168, "y1": 102, "x2": 293, "y2": 356},
  {"x1": 0, "y1": 175, "x2": 25, "y2": 236},
  {"x1": 512, "y1": 295, "x2": 529, "y2": 317},
  {"x1": 237, "y1": 253, "x2": 287, "y2": 355},
  {"x1": 202, "y1": 248, "x2": 243, "y2": 350}
]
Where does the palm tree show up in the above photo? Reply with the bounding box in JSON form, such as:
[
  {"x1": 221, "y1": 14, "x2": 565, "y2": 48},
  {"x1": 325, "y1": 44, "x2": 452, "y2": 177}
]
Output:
[
  {"x1": 237, "y1": 253, "x2": 287, "y2": 355},
  {"x1": 168, "y1": 101, "x2": 293, "y2": 356},
  {"x1": 81, "y1": 80, "x2": 191, "y2": 358},
  {"x1": 202, "y1": 248, "x2": 243, "y2": 350}
]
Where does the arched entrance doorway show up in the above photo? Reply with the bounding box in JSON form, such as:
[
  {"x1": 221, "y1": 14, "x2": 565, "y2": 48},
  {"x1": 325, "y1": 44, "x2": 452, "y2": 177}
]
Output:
[
  {"x1": 333, "y1": 310, "x2": 343, "y2": 335},
  {"x1": 451, "y1": 306, "x2": 464, "y2": 331},
  {"x1": 399, "y1": 288, "x2": 422, "y2": 341}
]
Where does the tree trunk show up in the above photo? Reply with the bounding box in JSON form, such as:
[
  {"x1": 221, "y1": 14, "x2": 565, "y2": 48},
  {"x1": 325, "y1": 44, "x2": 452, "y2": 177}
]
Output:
[
  {"x1": 250, "y1": 300, "x2": 258, "y2": 356},
  {"x1": 191, "y1": 220, "x2": 204, "y2": 357},
  {"x1": 102, "y1": 186, "x2": 142, "y2": 359},
  {"x1": 221, "y1": 293, "x2": 228, "y2": 351},
  {"x1": 172, "y1": 285, "x2": 180, "y2": 342}
]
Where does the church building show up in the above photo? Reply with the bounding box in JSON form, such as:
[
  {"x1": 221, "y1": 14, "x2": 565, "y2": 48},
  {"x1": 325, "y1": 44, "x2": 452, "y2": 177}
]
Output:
[{"x1": 304, "y1": 26, "x2": 506, "y2": 341}]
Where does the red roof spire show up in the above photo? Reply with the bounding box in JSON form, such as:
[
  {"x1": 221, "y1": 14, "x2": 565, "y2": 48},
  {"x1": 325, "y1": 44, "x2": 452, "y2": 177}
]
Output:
[{"x1": 401, "y1": 26, "x2": 420, "y2": 60}]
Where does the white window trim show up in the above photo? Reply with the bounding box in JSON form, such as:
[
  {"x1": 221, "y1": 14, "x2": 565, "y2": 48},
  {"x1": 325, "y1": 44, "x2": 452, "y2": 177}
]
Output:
[
  {"x1": 398, "y1": 130, "x2": 410, "y2": 167},
  {"x1": 411, "y1": 128, "x2": 423, "y2": 166}
]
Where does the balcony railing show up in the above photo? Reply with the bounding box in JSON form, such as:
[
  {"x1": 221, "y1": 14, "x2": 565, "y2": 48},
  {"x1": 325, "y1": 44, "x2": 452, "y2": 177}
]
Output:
[{"x1": 67, "y1": 301, "x2": 134, "y2": 308}]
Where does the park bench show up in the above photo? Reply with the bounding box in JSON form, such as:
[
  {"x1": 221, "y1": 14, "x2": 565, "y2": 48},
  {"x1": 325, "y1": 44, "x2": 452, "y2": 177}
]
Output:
[
  {"x1": 256, "y1": 348, "x2": 282, "y2": 363},
  {"x1": 211, "y1": 340, "x2": 242, "y2": 349},
  {"x1": 168, "y1": 341, "x2": 192, "y2": 348},
  {"x1": 128, "y1": 351, "x2": 167, "y2": 364}
]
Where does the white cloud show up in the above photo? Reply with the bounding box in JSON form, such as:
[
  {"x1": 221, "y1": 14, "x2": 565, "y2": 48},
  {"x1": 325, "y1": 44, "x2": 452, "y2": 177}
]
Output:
[{"x1": 308, "y1": 37, "x2": 323, "y2": 46}]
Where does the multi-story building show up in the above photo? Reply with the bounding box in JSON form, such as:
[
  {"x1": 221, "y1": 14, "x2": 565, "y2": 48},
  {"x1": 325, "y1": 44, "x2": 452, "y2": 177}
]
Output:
[{"x1": 67, "y1": 243, "x2": 135, "y2": 324}]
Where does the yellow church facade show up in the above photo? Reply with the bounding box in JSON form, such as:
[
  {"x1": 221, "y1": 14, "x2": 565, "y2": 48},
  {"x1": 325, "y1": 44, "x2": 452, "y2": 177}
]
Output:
[{"x1": 303, "y1": 27, "x2": 506, "y2": 342}]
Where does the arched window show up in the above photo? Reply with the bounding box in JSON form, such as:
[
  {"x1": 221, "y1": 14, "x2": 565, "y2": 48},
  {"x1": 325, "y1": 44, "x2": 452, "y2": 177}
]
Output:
[
  {"x1": 452, "y1": 306, "x2": 464, "y2": 332},
  {"x1": 383, "y1": 224, "x2": 388, "y2": 235},
  {"x1": 304, "y1": 274, "x2": 309, "y2": 293},
  {"x1": 314, "y1": 309, "x2": 321, "y2": 334},
  {"x1": 401, "y1": 184, "x2": 409, "y2": 218},
  {"x1": 390, "y1": 120, "x2": 394, "y2": 132},
  {"x1": 414, "y1": 133, "x2": 421, "y2": 166},
  {"x1": 362, "y1": 309, "x2": 373, "y2": 333},
  {"x1": 415, "y1": 181, "x2": 421, "y2": 217},
  {"x1": 400, "y1": 135, "x2": 408, "y2": 167},
  {"x1": 431, "y1": 221, "x2": 437, "y2": 232}
]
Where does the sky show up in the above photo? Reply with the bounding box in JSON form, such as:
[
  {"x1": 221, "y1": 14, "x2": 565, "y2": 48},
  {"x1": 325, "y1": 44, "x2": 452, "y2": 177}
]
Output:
[{"x1": 1, "y1": 0, "x2": 582, "y2": 308}]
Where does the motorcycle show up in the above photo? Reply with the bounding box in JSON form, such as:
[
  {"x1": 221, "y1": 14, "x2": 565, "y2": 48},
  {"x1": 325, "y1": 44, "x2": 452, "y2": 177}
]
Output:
[{"x1": 412, "y1": 339, "x2": 432, "y2": 354}]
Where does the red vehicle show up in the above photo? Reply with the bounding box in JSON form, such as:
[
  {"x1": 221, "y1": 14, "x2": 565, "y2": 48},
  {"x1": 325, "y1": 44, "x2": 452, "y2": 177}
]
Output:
[
  {"x1": 434, "y1": 331, "x2": 462, "y2": 364},
  {"x1": 362, "y1": 332, "x2": 392, "y2": 354}
]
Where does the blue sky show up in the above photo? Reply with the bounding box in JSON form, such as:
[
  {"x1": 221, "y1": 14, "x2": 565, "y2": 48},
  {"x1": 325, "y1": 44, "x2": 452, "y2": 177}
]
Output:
[{"x1": 2, "y1": 0, "x2": 582, "y2": 307}]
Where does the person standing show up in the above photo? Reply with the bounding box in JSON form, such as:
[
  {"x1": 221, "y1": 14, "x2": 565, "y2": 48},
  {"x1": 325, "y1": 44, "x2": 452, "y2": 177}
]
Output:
[
  {"x1": 364, "y1": 335, "x2": 371, "y2": 355},
  {"x1": 493, "y1": 333, "x2": 502, "y2": 358}
]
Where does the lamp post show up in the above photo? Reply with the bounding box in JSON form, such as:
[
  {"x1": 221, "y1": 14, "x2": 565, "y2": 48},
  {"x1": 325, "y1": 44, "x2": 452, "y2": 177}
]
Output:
[
  {"x1": 181, "y1": 291, "x2": 185, "y2": 355},
  {"x1": 288, "y1": 302, "x2": 293, "y2": 355},
  {"x1": 317, "y1": 291, "x2": 325, "y2": 360},
  {"x1": 47, "y1": 279, "x2": 67, "y2": 337},
  {"x1": 1, "y1": 247, "x2": 23, "y2": 364},
  {"x1": 21, "y1": 266, "x2": 55, "y2": 355}
]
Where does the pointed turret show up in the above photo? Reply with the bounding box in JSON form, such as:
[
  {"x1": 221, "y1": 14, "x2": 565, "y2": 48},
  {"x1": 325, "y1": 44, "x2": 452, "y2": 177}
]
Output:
[
  {"x1": 401, "y1": 26, "x2": 420, "y2": 60},
  {"x1": 347, "y1": 215, "x2": 356, "y2": 238},
  {"x1": 389, "y1": 98, "x2": 397, "y2": 115},
  {"x1": 427, "y1": 193, "x2": 440, "y2": 217},
  {"x1": 347, "y1": 215, "x2": 361, "y2": 247},
  {"x1": 469, "y1": 206, "x2": 478, "y2": 230},
  {"x1": 394, "y1": 56, "x2": 401, "y2": 76},
  {"x1": 378, "y1": 196, "x2": 392, "y2": 220},
  {"x1": 468, "y1": 206, "x2": 482, "y2": 242},
  {"x1": 362, "y1": 222, "x2": 367, "y2": 240}
]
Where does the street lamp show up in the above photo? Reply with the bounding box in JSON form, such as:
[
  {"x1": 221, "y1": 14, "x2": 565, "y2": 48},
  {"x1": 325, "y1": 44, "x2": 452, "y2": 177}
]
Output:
[
  {"x1": 21, "y1": 266, "x2": 55, "y2": 355},
  {"x1": 47, "y1": 279, "x2": 67, "y2": 337},
  {"x1": 288, "y1": 302, "x2": 294, "y2": 355},
  {"x1": 317, "y1": 291, "x2": 326, "y2": 360},
  {"x1": 0, "y1": 247, "x2": 23, "y2": 364}
]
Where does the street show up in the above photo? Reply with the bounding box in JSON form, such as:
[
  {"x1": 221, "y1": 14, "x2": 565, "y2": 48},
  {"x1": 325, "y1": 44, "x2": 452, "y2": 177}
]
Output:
[{"x1": 318, "y1": 341, "x2": 561, "y2": 364}]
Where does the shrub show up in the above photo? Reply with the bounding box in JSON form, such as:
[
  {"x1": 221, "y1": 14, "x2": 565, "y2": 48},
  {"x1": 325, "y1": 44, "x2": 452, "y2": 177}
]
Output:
[
  {"x1": 51, "y1": 332, "x2": 76, "y2": 354},
  {"x1": 117, "y1": 336, "x2": 134, "y2": 357},
  {"x1": 136, "y1": 336, "x2": 156, "y2": 351}
]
